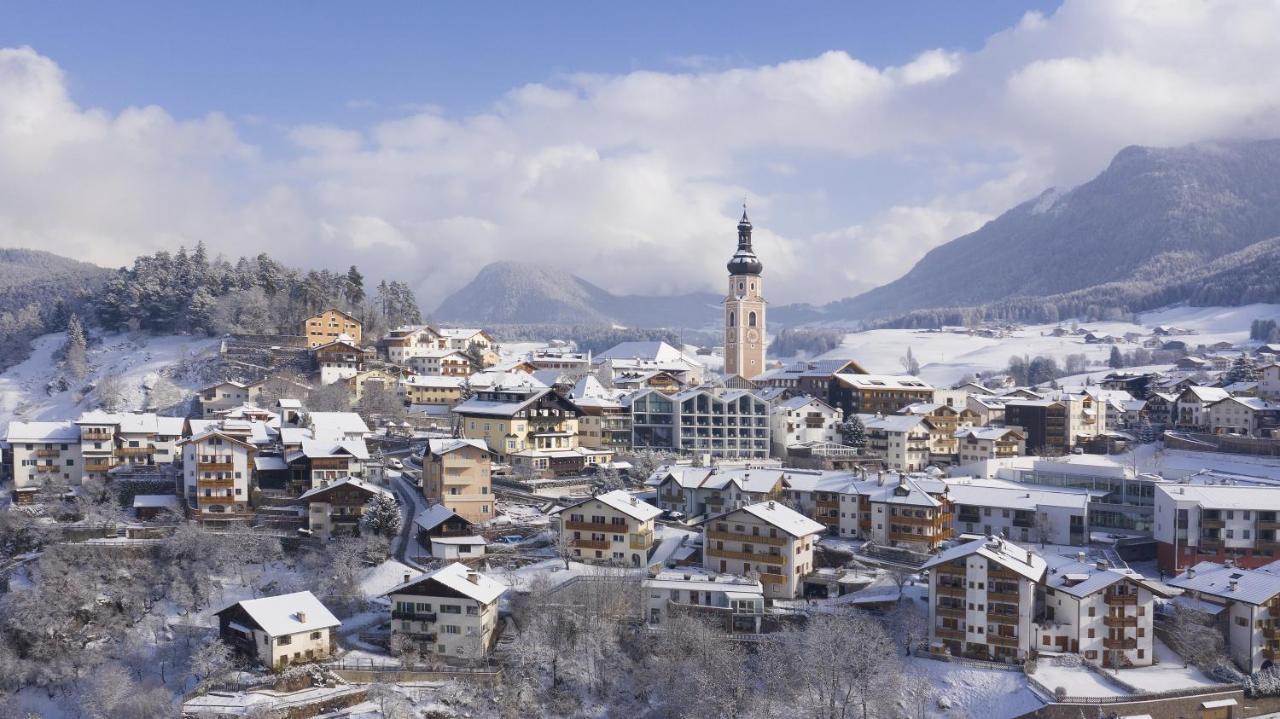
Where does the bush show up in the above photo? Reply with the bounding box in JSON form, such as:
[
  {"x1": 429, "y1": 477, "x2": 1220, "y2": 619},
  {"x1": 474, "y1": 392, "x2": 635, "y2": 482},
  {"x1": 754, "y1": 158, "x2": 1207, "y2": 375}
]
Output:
[
  {"x1": 1053, "y1": 686, "x2": 1067, "y2": 701},
  {"x1": 1023, "y1": 658, "x2": 1037, "y2": 675}
]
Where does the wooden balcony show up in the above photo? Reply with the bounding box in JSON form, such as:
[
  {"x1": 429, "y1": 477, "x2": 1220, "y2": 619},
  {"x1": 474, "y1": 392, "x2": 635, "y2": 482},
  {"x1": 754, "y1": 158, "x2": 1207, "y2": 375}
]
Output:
[
  {"x1": 988, "y1": 566, "x2": 1020, "y2": 581},
  {"x1": 1201, "y1": 517, "x2": 1225, "y2": 529},
  {"x1": 81, "y1": 431, "x2": 113, "y2": 441},
  {"x1": 935, "y1": 606, "x2": 965, "y2": 619},
  {"x1": 890, "y1": 531, "x2": 930, "y2": 543},
  {"x1": 1103, "y1": 615, "x2": 1138, "y2": 628},
  {"x1": 988, "y1": 612, "x2": 1019, "y2": 626},
  {"x1": 933, "y1": 564, "x2": 966, "y2": 577},
  {"x1": 1103, "y1": 637, "x2": 1137, "y2": 650},
  {"x1": 197, "y1": 478, "x2": 236, "y2": 489},
  {"x1": 815, "y1": 499, "x2": 840, "y2": 510},
  {"x1": 116, "y1": 446, "x2": 154, "y2": 456},
  {"x1": 758, "y1": 573, "x2": 788, "y2": 585},
  {"x1": 987, "y1": 590, "x2": 1021, "y2": 604},
  {"x1": 629, "y1": 533, "x2": 653, "y2": 550},
  {"x1": 565, "y1": 520, "x2": 628, "y2": 533},
  {"x1": 893, "y1": 513, "x2": 936, "y2": 527},
  {"x1": 391, "y1": 610, "x2": 436, "y2": 622},
  {"x1": 659, "y1": 494, "x2": 683, "y2": 504},
  {"x1": 1264, "y1": 626, "x2": 1280, "y2": 640},
  {"x1": 1258, "y1": 520, "x2": 1280, "y2": 531},
  {"x1": 572, "y1": 539, "x2": 610, "y2": 551},
  {"x1": 986, "y1": 633, "x2": 1019, "y2": 648},
  {"x1": 34, "y1": 464, "x2": 59, "y2": 473},
  {"x1": 85, "y1": 462, "x2": 114, "y2": 472},
  {"x1": 704, "y1": 546, "x2": 786, "y2": 565},
  {"x1": 935, "y1": 584, "x2": 966, "y2": 599},
  {"x1": 934, "y1": 627, "x2": 965, "y2": 641},
  {"x1": 706, "y1": 529, "x2": 788, "y2": 546},
  {"x1": 197, "y1": 462, "x2": 235, "y2": 472},
  {"x1": 1104, "y1": 594, "x2": 1137, "y2": 607},
  {"x1": 35, "y1": 448, "x2": 60, "y2": 458}
]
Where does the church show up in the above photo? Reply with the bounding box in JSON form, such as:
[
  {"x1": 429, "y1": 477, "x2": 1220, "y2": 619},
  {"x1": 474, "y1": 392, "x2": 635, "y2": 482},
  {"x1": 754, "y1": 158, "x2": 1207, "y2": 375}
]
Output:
[{"x1": 724, "y1": 207, "x2": 766, "y2": 380}]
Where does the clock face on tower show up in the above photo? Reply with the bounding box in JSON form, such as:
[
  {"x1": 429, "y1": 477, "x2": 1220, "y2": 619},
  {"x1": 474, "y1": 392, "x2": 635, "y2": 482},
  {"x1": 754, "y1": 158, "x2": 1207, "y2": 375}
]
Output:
[{"x1": 746, "y1": 329, "x2": 759, "y2": 343}]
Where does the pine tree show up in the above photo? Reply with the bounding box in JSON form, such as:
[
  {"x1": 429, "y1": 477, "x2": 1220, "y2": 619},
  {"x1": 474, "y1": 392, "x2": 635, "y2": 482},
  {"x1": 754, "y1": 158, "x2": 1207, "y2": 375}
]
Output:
[
  {"x1": 1137, "y1": 415, "x2": 1156, "y2": 444},
  {"x1": 840, "y1": 415, "x2": 867, "y2": 449},
  {"x1": 344, "y1": 265, "x2": 366, "y2": 305},
  {"x1": 187, "y1": 287, "x2": 218, "y2": 334},
  {"x1": 64, "y1": 313, "x2": 89, "y2": 381},
  {"x1": 1108, "y1": 346, "x2": 1124, "y2": 369},
  {"x1": 361, "y1": 493, "x2": 403, "y2": 538},
  {"x1": 1226, "y1": 353, "x2": 1261, "y2": 384}
]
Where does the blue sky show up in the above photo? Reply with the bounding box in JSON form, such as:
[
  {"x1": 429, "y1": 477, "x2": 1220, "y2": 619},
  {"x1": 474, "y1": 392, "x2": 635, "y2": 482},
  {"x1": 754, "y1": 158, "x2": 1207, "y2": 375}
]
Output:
[{"x1": 0, "y1": 1, "x2": 1275, "y2": 308}]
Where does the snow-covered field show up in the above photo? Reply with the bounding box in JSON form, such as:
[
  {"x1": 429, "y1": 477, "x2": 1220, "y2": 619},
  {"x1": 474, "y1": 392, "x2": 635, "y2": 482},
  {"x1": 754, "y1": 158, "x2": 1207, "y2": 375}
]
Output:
[
  {"x1": 0, "y1": 331, "x2": 220, "y2": 424},
  {"x1": 906, "y1": 656, "x2": 1042, "y2": 718},
  {"x1": 821, "y1": 303, "x2": 1280, "y2": 387}
]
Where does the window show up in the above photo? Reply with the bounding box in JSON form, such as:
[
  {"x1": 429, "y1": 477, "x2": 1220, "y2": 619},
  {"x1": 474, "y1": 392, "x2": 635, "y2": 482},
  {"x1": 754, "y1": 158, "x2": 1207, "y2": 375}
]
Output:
[
  {"x1": 278, "y1": 635, "x2": 292, "y2": 646},
  {"x1": 444, "y1": 625, "x2": 461, "y2": 635},
  {"x1": 310, "y1": 631, "x2": 322, "y2": 640},
  {"x1": 748, "y1": 312, "x2": 757, "y2": 327}
]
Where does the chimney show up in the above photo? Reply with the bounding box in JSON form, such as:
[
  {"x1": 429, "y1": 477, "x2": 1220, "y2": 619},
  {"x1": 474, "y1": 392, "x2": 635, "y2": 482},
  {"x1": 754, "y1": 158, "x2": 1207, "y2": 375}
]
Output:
[
  {"x1": 1076, "y1": 551, "x2": 1086, "y2": 564},
  {"x1": 297, "y1": 611, "x2": 307, "y2": 623},
  {"x1": 1224, "y1": 559, "x2": 1234, "y2": 569},
  {"x1": 467, "y1": 570, "x2": 480, "y2": 584},
  {"x1": 403, "y1": 572, "x2": 411, "y2": 583},
  {"x1": 768, "y1": 501, "x2": 776, "y2": 510},
  {"x1": 630, "y1": 496, "x2": 637, "y2": 505},
  {"x1": 1096, "y1": 559, "x2": 1108, "y2": 571},
  {"x1": 1187, "y1": 567, "x2": 1196, "y2": 579},
  {"x1": 1229, "y1": 579, "x2": 1239, "y2": 592}
]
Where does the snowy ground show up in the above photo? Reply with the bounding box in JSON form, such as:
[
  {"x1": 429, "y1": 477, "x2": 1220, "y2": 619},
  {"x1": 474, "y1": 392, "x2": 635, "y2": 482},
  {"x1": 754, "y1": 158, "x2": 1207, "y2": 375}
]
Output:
[
  {"x1": 821, "y1": 303, "x2": 1280, "y2": 387},
  {"x1": 0, "y1": 330, "x2": 219, "y2": 424},
  {"x1": 1120, "y1": 444, "x2": 1280, "y2": 482},
  {"x1": 905, "y1": 655, "x2": 1042, "y2": 719},
  {"x1": 1120, "y1": 639, "x2": 1222, "y2": 693},
  {"x1": 1032, "y1": 658, "x2": 1128, "y2": 699}
]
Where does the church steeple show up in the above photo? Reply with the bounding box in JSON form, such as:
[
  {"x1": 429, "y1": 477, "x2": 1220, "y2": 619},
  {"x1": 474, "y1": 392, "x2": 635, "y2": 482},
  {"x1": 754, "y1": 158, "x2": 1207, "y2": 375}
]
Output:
[{"x1": 727, "y1": 204, "x2": 764, "y2": 276}]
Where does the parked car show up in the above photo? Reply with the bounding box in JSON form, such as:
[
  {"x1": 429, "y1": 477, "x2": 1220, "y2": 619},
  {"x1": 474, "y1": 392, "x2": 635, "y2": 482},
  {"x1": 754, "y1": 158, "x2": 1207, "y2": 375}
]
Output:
[
  {"x1": 661, "y1": 509, "x2": 686, "y2": 521},
  {"x1": 494, "y1": 534, "x2": 525, "y2": 545},
  {"x1": 387, "y1": 458, "x2": 403, "y2": 470}
]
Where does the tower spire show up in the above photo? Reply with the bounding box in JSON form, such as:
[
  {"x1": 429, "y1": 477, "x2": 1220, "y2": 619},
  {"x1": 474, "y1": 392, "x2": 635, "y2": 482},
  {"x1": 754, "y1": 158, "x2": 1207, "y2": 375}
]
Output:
[{"x1": 728, "y1": 204, "x2": 762, "y2": 275}]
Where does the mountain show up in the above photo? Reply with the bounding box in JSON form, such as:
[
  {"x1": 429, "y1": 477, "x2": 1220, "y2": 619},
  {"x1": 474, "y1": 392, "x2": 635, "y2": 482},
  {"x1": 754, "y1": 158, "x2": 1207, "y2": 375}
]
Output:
[
  {"x1": 812, "y1": 140, "x2": 1280, "y2": 324},
  {"x1": 433, "y1": 261, "x2": 723, "y2": 327},
  {"x1": 0, "y1": 248, "x2": 109, "y2": 370}
]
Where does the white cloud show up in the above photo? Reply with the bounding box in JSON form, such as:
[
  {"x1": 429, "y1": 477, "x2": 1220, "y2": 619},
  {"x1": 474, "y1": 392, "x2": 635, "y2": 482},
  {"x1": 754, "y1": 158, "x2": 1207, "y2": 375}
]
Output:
[{"x1": 2, "y1": 0, "x2": 1280, "y2": 311}]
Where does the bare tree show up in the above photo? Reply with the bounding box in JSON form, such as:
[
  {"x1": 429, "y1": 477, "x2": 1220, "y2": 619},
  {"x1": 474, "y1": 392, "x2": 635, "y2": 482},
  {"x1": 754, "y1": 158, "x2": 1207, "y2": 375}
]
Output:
[
  {"x1": 763, "y1": 612, "x2": 902, "y2": 719},
  {"x1": 188, "y1": 637, "x2": 234, "y2": 690},
  {"x1": 95, "y1": 374, "x2": 129, "y2": 412}
]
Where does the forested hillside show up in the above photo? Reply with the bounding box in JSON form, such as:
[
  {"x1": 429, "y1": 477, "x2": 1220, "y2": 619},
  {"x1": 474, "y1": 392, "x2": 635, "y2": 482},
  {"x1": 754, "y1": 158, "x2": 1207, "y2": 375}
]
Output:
[
  {"x1": 93, "y1": 244, "x2": 423, "y2": 339},
  {"x1": 0, "y1": 249, "x2": 108, "y2": 370}
]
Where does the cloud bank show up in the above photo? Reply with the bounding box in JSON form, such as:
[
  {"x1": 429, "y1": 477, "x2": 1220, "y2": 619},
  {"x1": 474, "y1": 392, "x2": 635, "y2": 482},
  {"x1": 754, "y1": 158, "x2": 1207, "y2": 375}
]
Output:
[{"x1": 2, "y1": 0, "x2": 1280, "y2": 308}]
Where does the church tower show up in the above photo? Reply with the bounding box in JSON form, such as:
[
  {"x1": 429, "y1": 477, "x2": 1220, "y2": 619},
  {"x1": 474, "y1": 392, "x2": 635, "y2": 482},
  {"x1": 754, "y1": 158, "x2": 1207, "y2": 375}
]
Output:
[{"x1": 724, "y1": 206, "x2": 766, "y2": 379}]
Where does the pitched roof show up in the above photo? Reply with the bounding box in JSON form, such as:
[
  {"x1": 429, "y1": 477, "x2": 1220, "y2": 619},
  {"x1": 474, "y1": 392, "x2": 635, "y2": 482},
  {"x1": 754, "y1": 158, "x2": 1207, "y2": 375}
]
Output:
[
  {"x1": 297, "y1": 476, "x2": 390, "y2": 502},
  {"x1": 414, "y1": 503, "x2": 471, "y2": 532},
  {"x1": 922, "y1": 536, "x2": 1046, "y2": 582},
  {"x1": 4, "y1": 420, "x2": 80, "y2": 443},
  {"x1": 218, "y1": 591, "x2": 340, "y2": 637},
  {"x1": 711, "y1": 501, "x2": 825, "y2": 538},
  {"x1": 835, "y1": 373, "x2": 933, "y2": 391},
  {"x1": 308, "y1": 411, "x2": 370, "y2": 437},
  {"x1": 427, "y1": 438, "x2": 489, "y2": 457},
  {"x1": 1168, "y1": 561, "x2": 1280, "y2": 605},
  {"x1": 557, "y1": 489, "x2": 661, "y2": 522},
  {"x1": 384, "y1": 562, "x2": 505, "y2": 604}
]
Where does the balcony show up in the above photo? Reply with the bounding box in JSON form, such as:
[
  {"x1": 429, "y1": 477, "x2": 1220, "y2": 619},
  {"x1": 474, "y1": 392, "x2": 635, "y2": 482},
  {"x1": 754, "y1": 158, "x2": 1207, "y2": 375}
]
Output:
[
  {"x1": 935, "y1": 627, "x2": 965, "y2": 641},
  {"x1": 704, "y1": 546, "x2": 786, "y2": 565},
  {"x1": 1201, "y1": 517, "x2": 1225, "y2": 529},
  {"x1": 1259, "y1": 520, "x2": 1280, "y2": 532},
  {"x1": 630, "y1": 533, "x2": 653, "y2": 550},
  {"x1": 935, "y1": 584, "x2": 966, "y2": 599},
  {"x1": 1264, "y1": 626, "x2": 1280, "y2": 640},
  {"x1": 988, "y1": 612, "x2": 1019, "y2": 625},
  {"x1": 988, "y1": 566, "x2": 1021, "y2": 581},
  {"x1": 1199, "y1": 538, "x2": 1223, "y2": 551},
  {"x1": 935, "y1": 606, "x2": 965, "y2": 619},
  {"x1": 956, "y1": 514, "x2": 981, "y2": 525},
  {"x1": 34, "y1": 464, "x2": 59, "y2": 473},
  {"x1": 706, "y1": 529, "x2": 788, "y2": 546},
  {"x1": 85, "y1": 462, "x2": 113, "y2": 472},
  {"x1": 82, "y1": 431, "x2": 113, "y2": 441},
  {"x1": 35, "y1": 448, "x2": 60, "y2": 458},
  {"x1": 391, "y1": 611, "x2": 436, "y2": 622},
  {"x1": 1103, "y1": 615, "x2": 1138, "y2": 628},
  {"x1": 1104, "y1": 594, "x2": 1138, "y2": 607},
  {"x1": 933, "y1": 564, "x2": 966, "y2": 577},
  {"x1": 758, "y1": 573, "x2": 787, "y2": 585},
  {"x1": 116, "y1": 446, "x2": 154, "y2": 457},
  {"x1": 988, "y1": 590, "x2": 1021, "y2": 604},
  {"x1": 1103, "y1": 637, "x2": 1137, "y2": 650},
  {"x1": 198, "y1": 462, "x2": 235, "y2": 472},
  {"x1": 893, "y1": 513, "x2": 935, "y2": 527},
  {"x1": 564, "y1": 520, "x2": 627, "y2": 533},
  {"x1": 572, "y1": 539, "x2": 610, "y2": 551},
  {"x1": 986, "y1": 633, "x2": 1019, "y2": 648},
  {"x1": 197, "y1": 478, "x2": 236, "y2": 489},
  {"x1": 659, "y1": 494, "x2": 683, "y2": 504}
]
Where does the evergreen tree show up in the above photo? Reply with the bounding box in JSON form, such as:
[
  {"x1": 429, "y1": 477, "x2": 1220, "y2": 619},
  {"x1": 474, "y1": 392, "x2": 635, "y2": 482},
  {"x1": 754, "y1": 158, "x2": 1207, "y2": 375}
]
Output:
[
  {"x1": 344, "y1": 265, "x2": 366, "y2": 305},
  {"x1": 360, "y1": 493, "x2": 403, "y2": 538},
  {"x1": 1225, "y1": 353, "x2": 1261, "y2": 384},
  {"x1": 1137, "y1": 415, "x2": 1156, "y2": 444},
  {"x1": 187, "y1": 287, "x2": 218, "y2": 334},
  {"x1": 63, "y1": 313, "x2": 88, "y2": 381},
  {"x1": 840, "y1": 415, "x2": 867, "y2": 449},
  {"x1": 1108, "y1": 346, "x2": 1124, "y2": 369}
]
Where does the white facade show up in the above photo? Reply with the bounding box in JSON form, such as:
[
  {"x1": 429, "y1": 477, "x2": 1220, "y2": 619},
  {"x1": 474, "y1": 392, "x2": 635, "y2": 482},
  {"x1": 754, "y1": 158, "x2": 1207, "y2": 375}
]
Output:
[
  {"x1": 385, "y1": 563, "x2": 505, "y2": 660},
  {"x1": 557, "y1": 490, "x2": 660, "y2": 568},
  {"x1": 181, "y1": 431, "x2": 254, "y2": 521},
  {"x1": 5, "y1": 421, "x2": 83, "y2": 494},
  {"x1": 702, "y1": 501, "x2": 824, "y2": 600},
  {"x1": 769, "y1": 396, "x2": 842, "y2": 457},
  {"x1": 643, "y1": 568, "x2": 765, "y2": 633}
]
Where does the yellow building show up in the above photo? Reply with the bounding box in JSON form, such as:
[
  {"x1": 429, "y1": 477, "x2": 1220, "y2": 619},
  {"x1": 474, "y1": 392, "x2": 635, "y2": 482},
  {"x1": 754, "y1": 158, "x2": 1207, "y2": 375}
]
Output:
[
  {"x1": 554, "y1": 490, "x2": 660, "y2": 568},
  {"x1": 304, "y1": 308, "x2": 362, "y2": 349},
  {"x1": 422, "y1": 438, "x2": 493, "y2": 523}
]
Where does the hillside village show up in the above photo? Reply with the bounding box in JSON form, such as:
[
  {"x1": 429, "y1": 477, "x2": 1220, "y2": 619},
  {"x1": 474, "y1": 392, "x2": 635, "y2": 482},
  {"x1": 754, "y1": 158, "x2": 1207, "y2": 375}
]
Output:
[{"x1": 0, "y1": 211, "x2": 1279, "y2": 718}]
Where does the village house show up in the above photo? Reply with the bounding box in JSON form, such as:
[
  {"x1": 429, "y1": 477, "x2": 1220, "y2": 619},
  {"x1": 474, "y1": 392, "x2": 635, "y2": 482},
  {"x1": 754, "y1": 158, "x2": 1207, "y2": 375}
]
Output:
[
  {"x1": 554, "y1": 489, "x2": 661, "y2": 568},
  {"x1": 1154, "y1": 484, "x2": 1280, "y2": 573},
  {"x1": 643, "y1": 567, "x2": 765, "y2": 634},
  {"x1": 414, "y1": 504, "x2": 487, "y2": 561},
  {"x1": 179, "y1": 429, "x2": 256, "y2": 525},
  {"x1": 945, "y1": 480, "x2": 1089, "y2": 546},
  {"x1": 304, "y1": 308, "x2": 362, "y2": 349},
  {"x1": 571, "y1": 395, "x2": 632, "y2": 452},
  {"x1": 1004, "y1": 393, "x2": 1105, "y2": 454},
  {"x1": 858, "y1": 413, "x2": 935, "y2": 471},
  {"x1": 285, "y1": 437, "x2": 370, "y2": 492},
  {"x1": 897, "y1": 402, "x2": 977, "y2": 462},
  {"x1": 216, "y1": 591, "x2": 340, "y2": 670},
  {"x1": 199, "y1": 380, "x2": 257, "y2": 418},
  {"x1": 383, "y1": 563, "x2": 505, "y2": 661},
  {"x1": 1260, "y1": 363, "x2": 1280, "y2": 402},
  {"x1": 954, "y1": 427, "x2": 1027, "y2": 466},
  {"x1": 1036, "y1": 552, "x2": 1164, "y2": 668},
  {"x1": 702, "y1": 500, "x2": 824, "y2": 600},
  {"x1": 406, "y1": 348, "x2": 473, "y2": 377},
  {"x1": 650, "y1": 465, "x2": 788, "y2": 518},
  {"x1": 421, "y1": 438, "x2": 492, "y2": 524},
  {"x1": 1168, "y1": 561, "x2": 1280, "y2": 674},
  {"x1": 452, "y1": 384, "x2": 580, "y2": 462},
  {"x1": 312, "y1": 337, "x2": 365, "y2": 385},
  {"x1": 1174, "y1": 386, "x2": 1232, "y2": 431},
  {"x1": 402, "y1": 375, "x2": 466, "y2": 411},
  {"x1": 966, "y1": 394, "x2": 1014, "y2": 426},
  {"x1": 594, "y1": 341, "x2": 707, "y2": 387},
  {"x1": 298, "y1": 476, "x2": 392, "y2": 540},
  {"x1": 843, "y1": 474, "x2": 955, "y2": 552},
  {"x1": 769, "y1": 395, "x2": 843, "y2": 459},
  {"x1": 382, "y1": 325, "x2": 445, "y2": 364},
  {"x1": 830, "y1": 373, "x2": 934, "y2": 418},
  {"x1": 1207, "y1": 396, "x2": 1278, "y2": 436},
  {"x1": 4, "y1": 420, "x2": 82, "y2": 502},
  {"x1": 923, "y1": 535, "x2": 1046, "y2": 662}
]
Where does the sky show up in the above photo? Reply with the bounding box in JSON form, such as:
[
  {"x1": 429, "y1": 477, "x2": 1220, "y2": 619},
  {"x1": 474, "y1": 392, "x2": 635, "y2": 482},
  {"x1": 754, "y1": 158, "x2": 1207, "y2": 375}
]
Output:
[{"x1": 2, "y1": 0, "x2": 1279, "y2": 311}]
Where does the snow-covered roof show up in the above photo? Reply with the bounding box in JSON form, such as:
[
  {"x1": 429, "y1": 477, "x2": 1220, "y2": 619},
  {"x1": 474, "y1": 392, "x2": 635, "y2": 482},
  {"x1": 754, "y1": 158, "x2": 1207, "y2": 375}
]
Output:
[
  {"x1": 414, "y1": 503, "x2": 470, "y2": 532},
  {"x1": 298, "y1": 438, "x2": 370, "y2": 461},
  {"x1": 384, "y1": 562, "x2": 505, "y2": 604},
  {"x1": 1210, "y1": 396, "x2": 1275, "y2": 411},
  {"x1": 430, "y1": 535, "x2": 486, "y2": 546},
  {"x1": 715, "y1": 500, "x2": 825, "y2": 538},
  {"x1": 307, "y1": 411, "x2": 370, "y2": 438},
  {"x1": 1040, "y1": 552, "x2": 1147, "y2": 598},
  {"x1": 558, "y1": 489, "x2": 661, "y2": 522},
  {"x1": 922, "y1": 536, "x2": 1046, "y2": 582},
  {"x1": 4, "y1": 420, "x2": 80, "y2": 443},
  {"x1": 858, "y1": 413, "x2": 932, "y2": 434},
  {"x1": 1168, "y1": 561, "x2": 1280, "y2": 605},
  {"x1": 644, "y1": 567, "x2": 764, "y2": 595},
  {"x1": 595, "y1": 341, "x2": 686, "y2": 363},
  {"x1": 953, "y1": 427, "x2": 1024, "y2": 441},
  {"x1": 427, "y1": 437, "x2": 489, "y2": 457},
  {"x1": 218, "y1": 591, "x2": 340, "y2": 637},
  {"x1": 452, "y1": 389, "x2": 550, "y2": 417},
  {"x1": 156, "y1": 416, "x2": 186, "y2": 436},
  {"x1": 298, "y1": 476, "x2": 390, "y2": 502},
  {"x1": 132, "y1": 494, "x2": 180, "y2": 509},
  {"x1": 835, "y1": 373, "x2": 933, "y2": 391},
  {"x1": 1156, "y1": 484, "x2": 1280, "y2": 511},
  {"x1": 944, "y1": 480, "x2": 1089, "y2": 512},
  {"x1": 255, "y1": 456, "x2": 289, "y2": 472},
  {"x1": 1181, "y1": 386, "x2": 1231, "y2": 403}
]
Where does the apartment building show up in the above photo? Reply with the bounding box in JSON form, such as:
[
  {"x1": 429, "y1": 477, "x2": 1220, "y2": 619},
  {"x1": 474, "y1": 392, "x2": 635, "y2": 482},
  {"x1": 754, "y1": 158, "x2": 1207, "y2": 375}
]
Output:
[
  {"x1": 312, "y1": 338, "x2": 364, "y2": 385},
  {"x1": 954, "y1": 427, "x2": 1026, "y2": 465},
  {"x1": 1168, "y1": 561, "x2": 1280, "y2": 673},
  {"x1": 1154, "y1": 484, "x2": 1280, "y2": 572},
  {"x1": 858, "y1": 413, "x2": 934, "y2": 471},
  {"x1": 438, "y1": 328, "x2": 495, "y2": 352},
  {"x1": 651, "y1": 465, "x2": 788, "y2": 518},
  {"x1": 304, "y1": 308, "x2": 362, "y2": 349},
  {"x1": 1207, "y1": 396, "x2": 1278, "y2": 436},
  {"x1": 1036, "y1": 553, "x2": 1162, "y2": 667},
  {"x1": 946, "y1": 480, "x2": 1089, "y2": 546},
  {"x1": 643, "y1": 568, "x2": 765, "y2": 634},
  {"x1": 403, "y1": 375, "x2": 466, "y2": 410},
  {"x1": 923, "y1": 535, "x2": 1046, "y2": 662},
  {"x1": 628, "y1": 387, "x2": 770, "y2": 459},
  {"x1": 754, "y1": 358, "x2": 869, "y2": 397},
  {"x1": 4, "y1": 421, "x2": 82, "y2": 501},
  {"x1": 452, "y1": 385, "x2": 582, "y2": 462},
  {"x1": 554, "y1": 490, "x2": 660, "y2": 568},
  {"x1": 382, "y1": 325, "x2": 445, "y2": 364},
  {"x1": 384, "y1": 563, "x2": 505, "y2": 661},
  {"x1": 406, "y1": 349, "x2": 472, "y2": 377},
  {"x1": 852, "y1": 474, "x2": 955, "y2": 552},
  {"x1": 572, "y1": 396, "x2": 632, "y2": 451},
  {"x1": 180, "y1": 430, "x2": 256, "y2": 525},
  {"x1": 702, "y1": 500, "x2": 824, "y2": 600},
  {"x1": 1004, "y1": 393, "x2": 1105, "y2": 454},
  {"x1": 769, "y1": 396, "x2": 843, "y2": 458},
  {"x1": 215, "y1": 591, "x2": 340, "y2": 670},
  {"x1": 299, "y1": 476, "x2": 392, "y2": 540},
  {"x1": 1174, "y1": 386, "x2": 1232, "y2": 431},
  {"x1": 422, "y1": 438, "x2": 492, "y2": 524},
  {"x1": 830, "y1": 373, "x2": 934, "y2": 417},
  {"x1": 199, "y1": 380, "x2": 257, "y2": 418},
  {"x1": 285, "y1": 437, "x2": 370, "y2": 492},
  {"x1": 593, "y1": 341, "x2": 707, "y2": 387},
  {"x1": 1260, "y1": 364, "x2": 1280, "y2": 402}
]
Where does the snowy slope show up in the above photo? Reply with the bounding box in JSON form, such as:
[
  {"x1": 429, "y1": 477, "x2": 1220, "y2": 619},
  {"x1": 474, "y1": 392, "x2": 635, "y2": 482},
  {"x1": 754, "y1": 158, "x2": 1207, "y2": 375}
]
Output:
[
  {"x1": 819, "y1": 303, "x2": 1280, "y2": 387},
  {"x1": 0, "y1": 331, "x2": 221, "y2": 425}
]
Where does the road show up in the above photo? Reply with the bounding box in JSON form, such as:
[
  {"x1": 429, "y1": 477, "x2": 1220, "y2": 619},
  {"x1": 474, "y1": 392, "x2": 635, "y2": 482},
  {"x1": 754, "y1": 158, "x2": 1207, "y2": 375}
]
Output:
[{"x1": 382, "y1": 445, "x2": 429, "y2": 570}]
